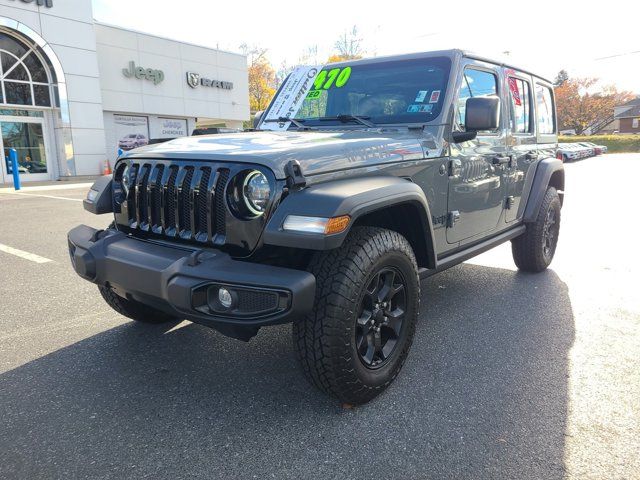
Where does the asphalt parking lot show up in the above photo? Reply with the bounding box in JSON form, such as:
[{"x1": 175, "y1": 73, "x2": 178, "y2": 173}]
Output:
[{"x1": 0, "y1": 153, "x2": 638, "y2": 480}]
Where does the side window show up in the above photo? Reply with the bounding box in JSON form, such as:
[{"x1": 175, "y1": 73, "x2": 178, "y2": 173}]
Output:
[
  {"x1": 457, "y1": 68, "x2": 499, "y2": 132},
  {"x1": 535, "y1": 84, "x2": 555, "y2": 134},
  {"x1": 508, "y1": 77, "x2": 532, "y2": 133}
]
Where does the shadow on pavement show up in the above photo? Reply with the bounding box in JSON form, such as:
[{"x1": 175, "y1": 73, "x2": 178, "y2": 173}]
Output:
[{"x1": 0, "y1": 263, "x2": 574, "y2": 479}]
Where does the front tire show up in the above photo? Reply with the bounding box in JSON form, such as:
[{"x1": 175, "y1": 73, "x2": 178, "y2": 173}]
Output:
[
  {"x1": 99, "y1": 285, "x2": 178, "y2": 324},
  {"x1": 512, "y1": 186, "x2": 561, "y2": 272},
  {"x1": 293, "y1": 227, "x2": 420, "y2": 405}
]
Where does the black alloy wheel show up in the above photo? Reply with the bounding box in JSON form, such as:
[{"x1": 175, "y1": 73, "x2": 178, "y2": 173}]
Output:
[
  {"x1": 542, "y1": 205, "x2": 558, "y2": 262},
  {"x1": 356, "y1": 267, "x2": 407, "y2": 369}
]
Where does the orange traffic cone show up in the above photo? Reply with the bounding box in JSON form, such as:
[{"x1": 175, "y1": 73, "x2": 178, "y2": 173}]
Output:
[{"x1": 103, "y1": 159, "x2": 112, "y2": 175}]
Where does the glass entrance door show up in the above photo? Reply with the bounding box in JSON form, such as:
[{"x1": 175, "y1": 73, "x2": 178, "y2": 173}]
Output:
[{"x1": 0, "y1": 116, "x2": 50, "y2": 183}]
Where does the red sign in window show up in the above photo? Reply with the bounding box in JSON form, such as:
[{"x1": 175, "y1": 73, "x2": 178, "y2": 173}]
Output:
[{"x1": 508, "y1": 77, "x2": 521, "y2": 106}]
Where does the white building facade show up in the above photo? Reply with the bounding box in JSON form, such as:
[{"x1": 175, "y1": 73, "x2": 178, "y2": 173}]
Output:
[{"x1": 0, "y1": 0, "x2": 249, "y2": 183}]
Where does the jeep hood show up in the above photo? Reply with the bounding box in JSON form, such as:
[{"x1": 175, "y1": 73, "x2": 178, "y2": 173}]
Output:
[{"x1": 122, "y1": 129, "x2": 445, "y2": 179}]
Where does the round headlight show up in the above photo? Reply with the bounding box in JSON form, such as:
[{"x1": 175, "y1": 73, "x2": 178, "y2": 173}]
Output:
[{"x1": 243, "y1": 170, "x2": 270, "y2": 215}]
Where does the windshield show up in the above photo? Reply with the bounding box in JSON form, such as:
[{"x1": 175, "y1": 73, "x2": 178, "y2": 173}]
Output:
[{"x1": 294, "y1": 56, "x2": 451, "y2": 126}]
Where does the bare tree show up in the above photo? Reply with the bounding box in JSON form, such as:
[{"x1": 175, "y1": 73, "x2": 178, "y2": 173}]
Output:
[{"x1": 333, "y1": 26, "x2": 364, "y2": 60}]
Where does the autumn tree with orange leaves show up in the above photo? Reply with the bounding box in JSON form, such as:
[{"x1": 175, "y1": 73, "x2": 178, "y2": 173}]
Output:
[
  {"x1": 240, "y1": 44, "x2": 277, "y2": 113},
  {"x1": 554, "y1": 74, "x2": 634, "y2": 133}
]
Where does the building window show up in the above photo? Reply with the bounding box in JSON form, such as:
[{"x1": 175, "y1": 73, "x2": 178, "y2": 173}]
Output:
[
  {"x1": 0, "y1": 32, "x2": 54, "y2": 108},
  {"x1": 633, "y1": 118, "x2": 639, "y2": 129}
]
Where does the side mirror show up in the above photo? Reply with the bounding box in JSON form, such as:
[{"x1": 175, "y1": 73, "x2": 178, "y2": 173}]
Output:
[
  {"x1": 253, "y1": 110, "x2": 264, "y2": 129},
  {"x1": 465, "y1": 96, "x2": 500, "y2": 132}
]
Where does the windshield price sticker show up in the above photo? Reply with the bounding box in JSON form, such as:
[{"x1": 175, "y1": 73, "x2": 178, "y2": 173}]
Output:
[
  {"x1": 260, "y1": 65, "x2": 320, "y2": 131},
  {"x1": 313, "y1": 67, "x2": 352, "y2": 90}
]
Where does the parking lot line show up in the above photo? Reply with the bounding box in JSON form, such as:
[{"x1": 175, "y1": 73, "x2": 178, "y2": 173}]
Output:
[
  {"x1": 0, "y1": 243, "x2": 53, "y2": 264},
  {"x1": 0, "y1": 191, "x2": 82, "y2": 202},
  {"x1": 0, "y1": 182, "x2": 93, "y2": 193}
]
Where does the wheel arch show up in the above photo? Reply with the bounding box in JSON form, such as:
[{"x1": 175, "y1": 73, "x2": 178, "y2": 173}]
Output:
[
  {"x1": 351, "y1": 202, "x2": 434, "y2": 268},
  {"x1": 523, "y1": 158, "x2": 565, "y2": 223},
  {"x1": 263, "y1": 176, "x2": 437, "y2": 268}
]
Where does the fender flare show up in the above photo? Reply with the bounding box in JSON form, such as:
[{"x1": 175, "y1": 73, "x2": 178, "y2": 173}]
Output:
[
  {"x1": 263, "y1": 176, "x2": 436, "y2": 262},
  {"x1": 523, "y1": 157, "x2": 565, "y2": 223},
  {"x1": 83, "y1": 176, "x2": 113, "y2": 215}
]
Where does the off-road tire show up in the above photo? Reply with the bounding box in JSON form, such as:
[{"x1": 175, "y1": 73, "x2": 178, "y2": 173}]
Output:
[
  {"x1": 98, "y1": 285, "x2": 178, "y2": 324},
  {"x1": 293, "y1": 227, "x2": 420, "y2": 405},
  {"x1": 512, "y1": 186, "x2": 561, "y2": 272}
]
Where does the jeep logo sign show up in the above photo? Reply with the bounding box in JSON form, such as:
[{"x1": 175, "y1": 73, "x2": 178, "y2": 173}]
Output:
[
  {"x1": 122, "y1": 61, "x2": 164, "y2": 85},
  {"x1": 186, "y1": 72, "x2": 233, "y2": 90},
  {"x1": 10, "y1": 0, "x2": 53, "y2": 7}
]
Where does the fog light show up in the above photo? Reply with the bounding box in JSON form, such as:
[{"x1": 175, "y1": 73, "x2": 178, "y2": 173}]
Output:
[{"x1": 218, "y1": 287, "x2": 233, "y2": 308}]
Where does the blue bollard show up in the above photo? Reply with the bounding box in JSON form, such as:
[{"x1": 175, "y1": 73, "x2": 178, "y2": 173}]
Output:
[{"x1": 10, "y1": 148, "x2": 20, "y2": 191}]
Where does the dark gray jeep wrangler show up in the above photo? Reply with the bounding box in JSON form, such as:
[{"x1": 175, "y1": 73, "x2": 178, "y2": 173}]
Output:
[{"x1": 69, "y1": 49, "x2": 563, "y2": 404}]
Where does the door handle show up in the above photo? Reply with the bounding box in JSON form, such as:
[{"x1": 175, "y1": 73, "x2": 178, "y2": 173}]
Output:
[{"x1": 492, "y1": 155, "x2": 510, "y2": 165}]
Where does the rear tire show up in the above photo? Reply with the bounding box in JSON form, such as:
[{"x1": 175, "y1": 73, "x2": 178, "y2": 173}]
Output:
[
  {"x1": 512, "y1": 186, "x2": 561, "y2": 272},
  {"x1": 99, "y1": 285, "x2": 178, "y2": 324},
  {"x1": 293, "y1": 227, "x2": 420, "y2": 405}
]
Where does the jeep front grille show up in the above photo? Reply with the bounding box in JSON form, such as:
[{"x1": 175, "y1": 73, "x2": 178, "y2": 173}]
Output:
[{"x1": 116, "y1": 161, "x2": 229, "y2": 244}]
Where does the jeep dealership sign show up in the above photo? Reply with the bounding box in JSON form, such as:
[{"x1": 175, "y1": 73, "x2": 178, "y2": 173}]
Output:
[
  {"x1": 122, "y1": 61, "x2": 164, "y2": 85},
  {"x1": 186, "y1": 72, "x2": 233, "y2": 90}
]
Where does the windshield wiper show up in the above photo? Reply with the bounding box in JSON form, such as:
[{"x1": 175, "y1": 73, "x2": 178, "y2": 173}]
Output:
[
  {"x1": 318, "y1": 114, "x2": 376, "y2": 128},
  {"x1": 261, "y1": 117, "x2": 312, "y2": 130}
]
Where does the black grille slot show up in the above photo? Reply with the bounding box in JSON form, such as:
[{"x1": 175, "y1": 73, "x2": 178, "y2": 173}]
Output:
[
  {"x1": 126, "y1": 163, "x2": 139, "y2": 224},
  {"x1": 136, "y1": 164, "x2": 151, "y2": 229},
  {"x1": 149, "y1": 164, "x2": 164, "y2": 231},
  {"x1": 215, "y1": 169, "x2": 229, "y2": 236},
  {"x1": 196, "y1": 167, "x2": 211, "y2": 239},
  {"x1": 178, "y1": 167, "x2": 194, "y2": 233},
  {"x1": 164, "y1": 166, "x2": 179, "y2": 233}
]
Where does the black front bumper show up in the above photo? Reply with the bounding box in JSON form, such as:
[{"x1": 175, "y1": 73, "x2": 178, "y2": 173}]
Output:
[{"x1": 68, "y1": 225, "x2": 316, "y2": 333}]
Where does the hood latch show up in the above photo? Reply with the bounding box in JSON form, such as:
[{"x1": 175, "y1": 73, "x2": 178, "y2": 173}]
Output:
[{"x1": 285, "y1": 160, "x2": 306, "y2": 190}]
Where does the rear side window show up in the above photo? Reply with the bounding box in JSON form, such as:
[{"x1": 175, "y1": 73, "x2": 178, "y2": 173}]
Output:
[
  {"x1": 508, "y1": 77, "x2": 532, "y2": 133},
  {"x1": 535, "y1": 84, "x2": 555, "y2": 134},
  {"x1": 457, "y1": 68, "x2": 499, "y2": 132}
]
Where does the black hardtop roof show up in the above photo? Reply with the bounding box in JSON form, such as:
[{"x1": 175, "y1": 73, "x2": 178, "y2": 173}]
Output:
[{"x1": 327, "y1": 49, "x2": 554, "y2": 85}]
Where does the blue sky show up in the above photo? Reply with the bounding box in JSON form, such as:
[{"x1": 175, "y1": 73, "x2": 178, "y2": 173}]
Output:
[{"x1": 92, "y1": 0, "x2": 639, "y2": 93}]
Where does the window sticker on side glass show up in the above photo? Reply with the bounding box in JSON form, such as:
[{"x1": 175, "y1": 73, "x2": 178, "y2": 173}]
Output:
[
  {"x1": 407, "y1": 104, "x2": 421, "y2": 113},
  {"x1": 429, "y1": 90, "x2": 441, "y2": 103},
  {"x1": 419, "y1": 104, "x2": 433, "y2": 113},
  {"x1": 414, "y1": 90, "x2": 429, "y2": 102}
]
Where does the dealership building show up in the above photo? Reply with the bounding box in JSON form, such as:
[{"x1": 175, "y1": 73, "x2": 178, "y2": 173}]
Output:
[{"x1": 0, "y1": 0, "x2": 249, "y2": 183}]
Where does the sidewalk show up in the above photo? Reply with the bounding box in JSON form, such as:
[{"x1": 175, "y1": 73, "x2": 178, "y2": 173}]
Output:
[{"x1": 0, "y1": 177, "x2": 101, "y2": 193}]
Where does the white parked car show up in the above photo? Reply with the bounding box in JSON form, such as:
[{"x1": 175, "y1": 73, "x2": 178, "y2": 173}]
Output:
[
  {"x1": 578, "y1": 141, "x2": 607, "y2": 155},
  {"x1": 118, "y1": 133, "x2": 148, "y2": 151},
  {"x1": 557, "y1": 143, "x2": 591, "y2": 162}
]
